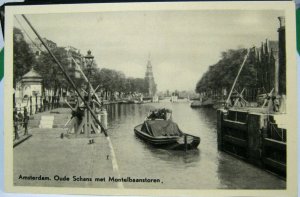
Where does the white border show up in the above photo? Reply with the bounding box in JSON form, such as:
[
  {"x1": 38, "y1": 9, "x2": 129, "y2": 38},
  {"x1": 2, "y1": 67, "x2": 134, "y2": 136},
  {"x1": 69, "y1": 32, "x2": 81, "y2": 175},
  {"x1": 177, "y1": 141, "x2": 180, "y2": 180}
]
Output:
[{"x1": 4, "y1": 2, "x2": 297, "y2": 196}]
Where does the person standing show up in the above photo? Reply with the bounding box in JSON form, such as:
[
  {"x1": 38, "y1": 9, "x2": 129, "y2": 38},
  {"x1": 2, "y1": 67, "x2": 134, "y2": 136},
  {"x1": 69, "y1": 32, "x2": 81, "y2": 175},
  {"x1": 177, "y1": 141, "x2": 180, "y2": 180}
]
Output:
[
  {"x1": 23, "y1": 107, "x2": 29, "y2": 135},
  {"x1": 272, "y1": 96, "x2": 280, "y2": 112},
  {"x1": 13, "y1": 108, "x2": 19, "y2": 140}
]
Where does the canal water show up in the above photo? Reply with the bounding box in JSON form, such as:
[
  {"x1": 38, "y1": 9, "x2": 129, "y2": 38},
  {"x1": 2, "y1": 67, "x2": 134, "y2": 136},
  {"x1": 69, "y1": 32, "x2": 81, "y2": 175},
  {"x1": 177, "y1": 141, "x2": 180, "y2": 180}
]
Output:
[{"x1": 105, "y1": 102, "x2": 285, "y2": 189}]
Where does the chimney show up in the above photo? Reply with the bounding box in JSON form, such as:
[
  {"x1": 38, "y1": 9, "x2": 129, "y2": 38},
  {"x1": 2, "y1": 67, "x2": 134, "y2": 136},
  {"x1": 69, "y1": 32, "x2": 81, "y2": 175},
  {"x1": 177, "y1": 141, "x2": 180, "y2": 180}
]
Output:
[{"x1": 278, "y1": 16, "x2": 285, "y2": 28}]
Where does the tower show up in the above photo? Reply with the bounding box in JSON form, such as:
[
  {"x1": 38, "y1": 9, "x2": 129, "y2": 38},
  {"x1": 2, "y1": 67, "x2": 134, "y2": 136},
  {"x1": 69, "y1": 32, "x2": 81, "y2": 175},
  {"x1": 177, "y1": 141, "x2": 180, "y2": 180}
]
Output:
[{"x1": 144, "y1": 58, "x2": 157, "y2": 97}]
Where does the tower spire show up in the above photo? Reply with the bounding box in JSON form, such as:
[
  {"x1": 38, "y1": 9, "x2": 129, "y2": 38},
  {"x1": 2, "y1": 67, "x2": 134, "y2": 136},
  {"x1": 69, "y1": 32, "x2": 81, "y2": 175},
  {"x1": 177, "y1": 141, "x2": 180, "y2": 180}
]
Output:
[{"x1": 144, "y1": 54, "x2": 156, "y2": 97}]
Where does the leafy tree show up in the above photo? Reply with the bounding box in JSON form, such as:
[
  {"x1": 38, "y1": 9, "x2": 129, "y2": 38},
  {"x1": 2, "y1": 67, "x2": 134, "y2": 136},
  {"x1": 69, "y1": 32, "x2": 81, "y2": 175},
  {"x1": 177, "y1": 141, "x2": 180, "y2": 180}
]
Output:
[
  {"x1": 195, "y1": 48, "x2": 258, "y2": 96},
  {"x1": 36, "y1": 47, "x2": 82, "y2": 95},
  {"x1": 13, "y1": 27, "x2": 37, "y2": 88},
  {"x1": 134, "y1": 78, "x2": 148, "y2": 94},
  {"x1": 13, "y1": 28, "x2": 150, "y2": 100},
  {"x1": 90, "y1": 67, "x2": 148, "y2": 100}
]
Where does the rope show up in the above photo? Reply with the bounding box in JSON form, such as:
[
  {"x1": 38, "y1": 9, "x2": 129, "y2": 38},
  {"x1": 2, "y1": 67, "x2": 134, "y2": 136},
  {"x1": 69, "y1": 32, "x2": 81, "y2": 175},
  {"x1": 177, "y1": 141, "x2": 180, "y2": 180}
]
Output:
[{"x1": 270, "y1": 122, "x2": 283, "y2": 141}]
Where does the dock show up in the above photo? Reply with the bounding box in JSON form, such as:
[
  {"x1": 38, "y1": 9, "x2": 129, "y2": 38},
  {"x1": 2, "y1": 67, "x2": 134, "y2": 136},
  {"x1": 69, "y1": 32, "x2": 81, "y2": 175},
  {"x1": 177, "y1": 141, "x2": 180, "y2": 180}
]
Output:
[{"x1": 13, "y1": 108, "x2": 121, "y2": 188}]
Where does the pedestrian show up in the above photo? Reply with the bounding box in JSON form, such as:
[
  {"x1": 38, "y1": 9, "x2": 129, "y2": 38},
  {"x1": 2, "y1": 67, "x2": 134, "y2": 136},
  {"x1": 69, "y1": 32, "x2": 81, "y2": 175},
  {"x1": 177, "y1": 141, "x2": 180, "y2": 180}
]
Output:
[
  {"x1": 266, "y1": 94, "x2": 273, "y2": 112},
  {"x1": 23, "y1": 107, "x2": 29, "y2": 135},
  {"x1": 272, "y1": 96, "x2": 280, "y2": 112},
  {"x1": 48, "y1": 96, "x2": 51, "y2": 109},
  {"x1": 57, "y1": 95, "x2": 60, "y2": 108},
  {"x1": 13, "y1": 108, "x2": 19, "y2": 140},
  {"x1": 51, "y1": 96, "x2": 54, "y2": 109},
  {"x1": 43, "y1": 97, "x2": 47, "y2": 111}
]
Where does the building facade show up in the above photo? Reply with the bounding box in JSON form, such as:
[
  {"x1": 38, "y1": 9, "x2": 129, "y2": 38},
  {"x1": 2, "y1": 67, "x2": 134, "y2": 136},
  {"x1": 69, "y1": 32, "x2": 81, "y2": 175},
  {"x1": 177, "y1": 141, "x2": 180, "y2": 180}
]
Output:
[
  {"x1": 65, "y1": 46, "x2": 85, "y2": 78},
  {"x1": 30, "y1": 37, "x2": 57, "y2": 58}
]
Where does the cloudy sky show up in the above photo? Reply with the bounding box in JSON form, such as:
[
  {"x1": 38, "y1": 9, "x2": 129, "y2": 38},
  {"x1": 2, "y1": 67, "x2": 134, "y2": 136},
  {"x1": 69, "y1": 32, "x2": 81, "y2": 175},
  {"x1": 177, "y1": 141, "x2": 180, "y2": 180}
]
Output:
[{"x1": 14, "y1": 10, "x2": 283, "y2": 92}]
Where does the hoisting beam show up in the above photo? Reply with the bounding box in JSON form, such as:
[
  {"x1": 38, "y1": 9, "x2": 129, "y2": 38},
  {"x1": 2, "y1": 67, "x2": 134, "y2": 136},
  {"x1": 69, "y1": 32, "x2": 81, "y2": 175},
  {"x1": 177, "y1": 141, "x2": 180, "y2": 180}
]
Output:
[
  {"x1": 22, "y1": 14, "x2": 108, "y2": 137},
  {"x1": 225, "y1": 48, "x2": 251, "y2": 106}
]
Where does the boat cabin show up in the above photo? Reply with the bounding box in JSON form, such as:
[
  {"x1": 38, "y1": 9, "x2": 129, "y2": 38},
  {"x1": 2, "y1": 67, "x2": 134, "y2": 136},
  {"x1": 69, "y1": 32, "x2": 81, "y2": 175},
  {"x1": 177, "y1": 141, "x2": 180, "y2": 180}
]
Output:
[
  {"x1": 141, "y1": 120, "x2": 183, "y2": 137},
  {"x1": 147, "y1": 108, "x2": 172, "y2": 120}
]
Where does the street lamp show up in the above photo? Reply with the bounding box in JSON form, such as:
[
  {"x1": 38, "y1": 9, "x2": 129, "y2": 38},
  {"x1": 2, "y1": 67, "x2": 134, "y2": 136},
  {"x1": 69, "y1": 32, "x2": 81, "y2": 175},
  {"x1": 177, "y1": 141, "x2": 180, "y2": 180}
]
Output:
[
  {"x1": 85, "y1": 50, "x2": 94, "y2": 70},
  {"x1": 84, "y1": 50, "x2": 94, "y2": 136},
  {"x1": 84, "y1": 50, "x2": 94, "y2": 94}
]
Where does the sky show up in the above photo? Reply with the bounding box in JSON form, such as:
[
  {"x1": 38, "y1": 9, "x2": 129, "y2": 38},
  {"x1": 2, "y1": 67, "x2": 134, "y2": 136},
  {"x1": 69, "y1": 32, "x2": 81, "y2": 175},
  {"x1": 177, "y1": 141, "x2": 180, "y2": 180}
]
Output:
[{"x1": 14, "y1": 10, "x2": 283, "y2": 92}]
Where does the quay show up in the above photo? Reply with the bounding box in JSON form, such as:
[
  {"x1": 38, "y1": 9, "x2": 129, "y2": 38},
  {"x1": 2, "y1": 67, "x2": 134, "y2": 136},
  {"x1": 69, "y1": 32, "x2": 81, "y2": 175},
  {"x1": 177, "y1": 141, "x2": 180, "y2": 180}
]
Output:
[
  {"x1": 13, "y1": 104, "x2": 286, "y2": 189},
  {"x1": 13, "y1": 108, "x2": 121, "y2": 188}
]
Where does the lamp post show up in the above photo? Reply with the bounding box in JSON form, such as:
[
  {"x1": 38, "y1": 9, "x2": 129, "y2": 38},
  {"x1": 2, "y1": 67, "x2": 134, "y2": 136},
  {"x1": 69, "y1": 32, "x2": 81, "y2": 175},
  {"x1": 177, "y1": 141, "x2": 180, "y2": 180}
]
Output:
[
  {"x1": 84, "y1": 50, "x2": 94, "y2": 136},
  {"x1": 85, "y1": 50, "x2": 94, "y2": 79}
]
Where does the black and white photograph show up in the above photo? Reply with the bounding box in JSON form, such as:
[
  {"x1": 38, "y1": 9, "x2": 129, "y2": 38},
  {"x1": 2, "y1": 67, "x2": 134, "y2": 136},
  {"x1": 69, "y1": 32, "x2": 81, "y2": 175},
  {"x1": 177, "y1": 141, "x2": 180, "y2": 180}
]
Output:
[{"x1": 3, "y1": 2, "x2": 297, "y2": 196}]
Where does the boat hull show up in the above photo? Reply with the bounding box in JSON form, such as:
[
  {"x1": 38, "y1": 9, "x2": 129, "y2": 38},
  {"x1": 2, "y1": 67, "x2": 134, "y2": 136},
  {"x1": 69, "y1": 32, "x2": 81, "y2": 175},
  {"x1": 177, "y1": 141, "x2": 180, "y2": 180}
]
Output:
[{"x1": 134, "y1": 124, "x2": 200, "y2": 150}]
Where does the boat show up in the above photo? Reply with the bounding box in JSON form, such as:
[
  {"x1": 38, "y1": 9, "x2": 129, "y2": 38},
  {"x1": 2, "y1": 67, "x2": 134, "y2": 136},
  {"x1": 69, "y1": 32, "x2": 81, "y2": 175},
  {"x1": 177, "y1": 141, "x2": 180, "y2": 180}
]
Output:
[
  {"x1": 134, "y1": 109, "x2": 200, "y2": 150},
  {"x1": 133, "y1": 100, "x2": 144, "y2": 104},
  {"x1": 190, "y1": 97, "x2": 214, "y2": 108}
]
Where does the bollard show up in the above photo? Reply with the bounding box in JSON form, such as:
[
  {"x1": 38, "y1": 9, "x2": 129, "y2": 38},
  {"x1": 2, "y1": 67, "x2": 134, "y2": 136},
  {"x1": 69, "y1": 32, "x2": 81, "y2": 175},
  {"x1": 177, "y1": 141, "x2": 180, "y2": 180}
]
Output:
[
  {"x1": 100, "y1": 108, "x2": 108, "y2": 130},
  {"x1": 88, "y1": 139, "x2": 94, "y2": 144},
  {"x1": 96, "y1": 112, "x2": 102, "y2": 133}
]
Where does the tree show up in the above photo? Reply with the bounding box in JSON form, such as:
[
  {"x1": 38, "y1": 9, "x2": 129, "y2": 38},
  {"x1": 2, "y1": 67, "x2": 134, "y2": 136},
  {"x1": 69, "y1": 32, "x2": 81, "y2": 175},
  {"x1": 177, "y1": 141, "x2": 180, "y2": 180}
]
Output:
[
  {"x1": 13, "y1": 27, "x2": 37, "y2": 88},
  {"x1": 195, "y1": 48, "x2": 258, "y2": 96},
  {"x1": 91, "y1": 67, "x2": 148, "y2": 100},
  {"x1": 37, "y1": 47, "x2": 77, "y2": 95}
]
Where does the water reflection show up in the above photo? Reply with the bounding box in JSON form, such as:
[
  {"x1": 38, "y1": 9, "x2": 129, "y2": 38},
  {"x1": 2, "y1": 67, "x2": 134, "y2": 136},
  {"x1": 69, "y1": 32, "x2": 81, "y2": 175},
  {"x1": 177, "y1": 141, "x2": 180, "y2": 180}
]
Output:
[
  {"x1": 192, "y1": 107, "x2": 217, "y2": 127},
  {"x1": 153, "y1": 149, "x2": 200, "y2": 166},
  {"x1": 138, "y1": 137, "x2": 201, "y2": 165},
  {"x1": 104, "y1": 102, "x2": 285, "y2": 189}
]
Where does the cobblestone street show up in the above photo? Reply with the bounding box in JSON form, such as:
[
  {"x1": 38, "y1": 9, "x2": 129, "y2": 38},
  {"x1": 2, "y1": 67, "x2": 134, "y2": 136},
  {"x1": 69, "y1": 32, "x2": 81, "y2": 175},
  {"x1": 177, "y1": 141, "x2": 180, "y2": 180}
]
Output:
[{"x1": 14, "y1": 126, "x2": 119, "y2": 188}]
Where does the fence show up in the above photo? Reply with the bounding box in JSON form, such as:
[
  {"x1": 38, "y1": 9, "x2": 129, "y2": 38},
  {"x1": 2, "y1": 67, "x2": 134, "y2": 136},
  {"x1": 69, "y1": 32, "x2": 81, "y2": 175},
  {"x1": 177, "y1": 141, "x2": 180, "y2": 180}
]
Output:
[{"x1": 13, "y1": 95, "x2": 61, "y2": 140}]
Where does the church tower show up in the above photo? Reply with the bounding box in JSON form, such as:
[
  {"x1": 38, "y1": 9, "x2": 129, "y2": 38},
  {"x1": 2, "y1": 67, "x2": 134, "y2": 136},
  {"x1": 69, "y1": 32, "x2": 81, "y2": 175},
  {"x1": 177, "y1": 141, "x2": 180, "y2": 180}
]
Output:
[{"x1": 144, "y1": 58, "x2": 157, "y2": 97}]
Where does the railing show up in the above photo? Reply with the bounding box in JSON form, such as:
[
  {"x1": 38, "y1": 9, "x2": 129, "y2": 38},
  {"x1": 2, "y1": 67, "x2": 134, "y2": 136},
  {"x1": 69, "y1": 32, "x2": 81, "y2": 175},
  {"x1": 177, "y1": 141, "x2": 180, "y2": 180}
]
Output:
[
  {"x1": 263, "y1": 121, "x2": 286, "y2": 175},
  {"x1": 268, "y1": 122, "x2": 286, "y2": 142},
  {"x1": 13, "y1": 95, "x2": 61, "y2": 141}
]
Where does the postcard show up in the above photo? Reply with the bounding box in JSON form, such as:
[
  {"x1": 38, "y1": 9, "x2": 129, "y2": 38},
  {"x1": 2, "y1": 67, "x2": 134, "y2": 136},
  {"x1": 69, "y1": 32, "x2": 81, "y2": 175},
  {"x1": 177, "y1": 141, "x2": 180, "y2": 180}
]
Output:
[{"x1": 3, "y1": 1, "x2": 297, "y2": 196}]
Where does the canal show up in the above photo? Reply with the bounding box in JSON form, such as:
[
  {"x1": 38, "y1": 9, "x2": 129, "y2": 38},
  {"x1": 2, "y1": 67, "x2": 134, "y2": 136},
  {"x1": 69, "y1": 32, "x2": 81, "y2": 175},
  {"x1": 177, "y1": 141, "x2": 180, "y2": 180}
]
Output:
[{"x1": 104, "y1": 102, "x2": 286, "y2": 189}]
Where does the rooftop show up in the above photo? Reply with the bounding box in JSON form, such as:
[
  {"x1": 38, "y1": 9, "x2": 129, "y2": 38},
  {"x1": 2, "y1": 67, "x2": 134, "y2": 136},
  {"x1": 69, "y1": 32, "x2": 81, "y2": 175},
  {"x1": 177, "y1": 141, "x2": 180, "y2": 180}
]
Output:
[{"x1": 22, "y1": 68, "x2": 42, "y2": 79}]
